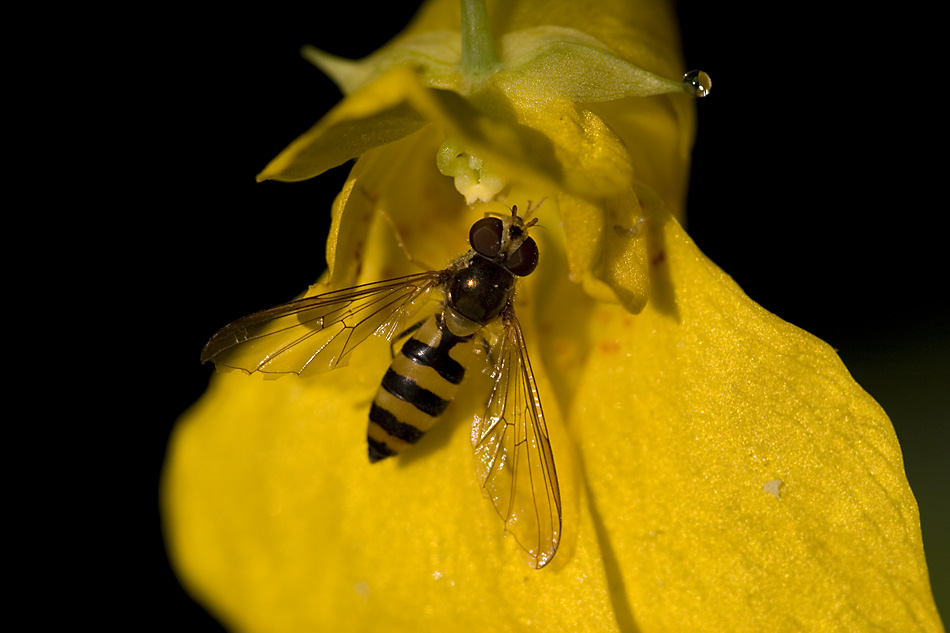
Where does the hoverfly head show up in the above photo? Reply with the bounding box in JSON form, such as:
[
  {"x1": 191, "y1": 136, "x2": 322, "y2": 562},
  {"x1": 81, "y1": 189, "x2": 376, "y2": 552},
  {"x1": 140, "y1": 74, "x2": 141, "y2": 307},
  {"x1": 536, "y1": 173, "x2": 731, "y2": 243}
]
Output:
[{"x1": 468, "y1": 202, "x2": 542, "y2": 277}]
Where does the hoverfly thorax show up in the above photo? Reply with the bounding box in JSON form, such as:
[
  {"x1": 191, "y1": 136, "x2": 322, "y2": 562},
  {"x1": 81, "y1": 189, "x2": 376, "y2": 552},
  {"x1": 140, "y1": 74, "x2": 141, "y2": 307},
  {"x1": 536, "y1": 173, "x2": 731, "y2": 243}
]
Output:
[{"x1": 447, "y1": 209, "x2": 539, "y2": 326}]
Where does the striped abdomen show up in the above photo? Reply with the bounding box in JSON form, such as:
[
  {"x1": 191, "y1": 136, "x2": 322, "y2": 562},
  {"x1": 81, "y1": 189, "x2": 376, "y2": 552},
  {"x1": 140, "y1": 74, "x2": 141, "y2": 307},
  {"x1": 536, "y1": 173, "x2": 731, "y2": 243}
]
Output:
[{"x1": 367, "y1": 313, "x2": 474, "y2": 462}]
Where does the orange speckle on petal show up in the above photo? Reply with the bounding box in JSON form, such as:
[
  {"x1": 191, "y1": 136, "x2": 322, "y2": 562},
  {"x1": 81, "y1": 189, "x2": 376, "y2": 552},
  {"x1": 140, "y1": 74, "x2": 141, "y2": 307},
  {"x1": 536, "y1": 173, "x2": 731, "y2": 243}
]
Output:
[{"x1": 598, "y1": 339, "x2": 621, "y2": 355}]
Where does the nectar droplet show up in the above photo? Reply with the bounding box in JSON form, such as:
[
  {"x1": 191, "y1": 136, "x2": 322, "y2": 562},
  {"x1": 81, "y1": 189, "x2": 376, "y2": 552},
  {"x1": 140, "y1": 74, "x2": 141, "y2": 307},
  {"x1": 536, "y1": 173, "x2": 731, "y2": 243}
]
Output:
[{"x1": 683, "y1": 70, "x2": 712, "y2": 97}]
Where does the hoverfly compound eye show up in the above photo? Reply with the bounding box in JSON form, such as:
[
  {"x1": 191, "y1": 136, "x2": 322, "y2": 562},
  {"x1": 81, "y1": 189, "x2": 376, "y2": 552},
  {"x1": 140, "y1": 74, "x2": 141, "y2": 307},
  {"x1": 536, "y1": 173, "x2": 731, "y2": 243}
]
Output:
[
  {"x1": 506, "y1": 237, "x2": 539, "y2": 276},
  {"x1": 469, "y1": 217, "x2": 504, "y2": 257}
]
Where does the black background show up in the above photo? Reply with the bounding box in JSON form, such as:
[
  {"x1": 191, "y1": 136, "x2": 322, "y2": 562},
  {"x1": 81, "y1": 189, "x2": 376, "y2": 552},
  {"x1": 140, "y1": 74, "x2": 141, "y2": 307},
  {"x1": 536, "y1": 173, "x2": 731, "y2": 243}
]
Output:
[{"x1": 121, "y1": 2, "x2": 947, "y2": 629}]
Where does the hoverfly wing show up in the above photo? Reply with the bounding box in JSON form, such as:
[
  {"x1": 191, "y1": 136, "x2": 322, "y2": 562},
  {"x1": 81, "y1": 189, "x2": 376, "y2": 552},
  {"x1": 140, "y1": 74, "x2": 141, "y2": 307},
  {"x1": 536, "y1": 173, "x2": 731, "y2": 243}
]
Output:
[
  {"x1": 201, "y1": 271, "x2": 443, "y2": 377},
  {"x1": 471, "y1": 314, "x2": 561, "y2": 568}
]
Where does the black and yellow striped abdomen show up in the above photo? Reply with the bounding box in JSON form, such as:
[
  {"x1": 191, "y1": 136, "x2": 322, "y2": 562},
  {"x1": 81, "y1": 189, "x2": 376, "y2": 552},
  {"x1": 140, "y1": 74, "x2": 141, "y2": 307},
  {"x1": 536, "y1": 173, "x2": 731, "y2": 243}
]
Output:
[{"x1": 367, "y1": 314, "x2": 474, "y2": 462}]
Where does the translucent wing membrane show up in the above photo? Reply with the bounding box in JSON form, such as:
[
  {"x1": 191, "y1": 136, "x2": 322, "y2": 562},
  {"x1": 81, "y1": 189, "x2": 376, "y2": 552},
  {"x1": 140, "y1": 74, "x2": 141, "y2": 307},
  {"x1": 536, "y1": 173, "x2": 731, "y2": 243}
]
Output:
[
  {"x1": 201, "y1": 272, "x2": 443, "y2": 377},
  {"x1": 472, "y1": 315, "x2": 561, "y2": 568}
]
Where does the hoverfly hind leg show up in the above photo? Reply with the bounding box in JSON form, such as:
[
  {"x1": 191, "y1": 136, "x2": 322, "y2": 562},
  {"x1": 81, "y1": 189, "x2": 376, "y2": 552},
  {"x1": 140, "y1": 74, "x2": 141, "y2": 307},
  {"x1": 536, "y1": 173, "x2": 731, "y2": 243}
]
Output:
[{"x1": 374, "y1": 203, "x2": 439, "y2": 272}]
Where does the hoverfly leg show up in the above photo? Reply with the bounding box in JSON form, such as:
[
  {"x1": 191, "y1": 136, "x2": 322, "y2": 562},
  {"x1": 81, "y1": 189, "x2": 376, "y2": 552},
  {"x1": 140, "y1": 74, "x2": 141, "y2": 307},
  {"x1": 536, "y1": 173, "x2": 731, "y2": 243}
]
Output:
[
  {"x1": 375, "y1": 204, "x2": 438, "y2": 272},
  {"x1": 474, "y1": 331, "x2": 497, "y2": 369}
]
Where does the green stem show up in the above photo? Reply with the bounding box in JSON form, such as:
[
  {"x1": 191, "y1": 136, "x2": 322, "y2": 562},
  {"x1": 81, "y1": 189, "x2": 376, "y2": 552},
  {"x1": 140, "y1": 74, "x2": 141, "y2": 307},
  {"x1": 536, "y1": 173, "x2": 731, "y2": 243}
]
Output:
[{"x1": 459, "y1": 0, "x2": 499, "y2": 78}]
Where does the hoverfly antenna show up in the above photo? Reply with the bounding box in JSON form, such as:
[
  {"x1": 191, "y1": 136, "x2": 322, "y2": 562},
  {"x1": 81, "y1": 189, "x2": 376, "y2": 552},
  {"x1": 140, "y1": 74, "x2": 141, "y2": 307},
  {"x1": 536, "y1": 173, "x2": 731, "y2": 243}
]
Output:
[
  {"x1": 522, "y1": 198, "x2": 546, "y2": 223},
  {"x1": 509, "y1": 204, "x2": 539, "y2": 231},
  {"x1": 487, "y1": 201, "x2": 543, "y2": 228}
]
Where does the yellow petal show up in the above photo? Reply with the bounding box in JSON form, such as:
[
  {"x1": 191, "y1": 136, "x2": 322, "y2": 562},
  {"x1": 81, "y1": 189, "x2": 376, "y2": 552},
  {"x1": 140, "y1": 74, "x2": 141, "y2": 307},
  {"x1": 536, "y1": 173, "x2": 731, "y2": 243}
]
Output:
[
  {"x1": 585, "y1": 96, "x2": 694, "y2": 224},
  {"x1": 255, "y1": 67, "x2": 429, "y2": 183},
  {"x1": 558, "y1": 191, "x2": 652, "y2": 314},
  {"x1": 567, "y1": 190, "x2": 944, "y2": 631}
]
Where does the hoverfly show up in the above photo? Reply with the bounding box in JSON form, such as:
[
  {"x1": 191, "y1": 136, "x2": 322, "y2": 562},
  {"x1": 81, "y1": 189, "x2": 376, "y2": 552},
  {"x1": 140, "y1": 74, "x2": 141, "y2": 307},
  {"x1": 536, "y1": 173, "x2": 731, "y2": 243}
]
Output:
[{"x1": 201, "y1": 205, "x2": 561, "y2": 568}]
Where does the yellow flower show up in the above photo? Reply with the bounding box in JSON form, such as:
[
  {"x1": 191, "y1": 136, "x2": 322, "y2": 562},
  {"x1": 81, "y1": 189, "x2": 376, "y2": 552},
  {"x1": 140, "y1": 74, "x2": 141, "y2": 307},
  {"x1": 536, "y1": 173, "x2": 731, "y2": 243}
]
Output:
[{"x1": 163, "y1": 0, "x2": 944, "y2": 631}]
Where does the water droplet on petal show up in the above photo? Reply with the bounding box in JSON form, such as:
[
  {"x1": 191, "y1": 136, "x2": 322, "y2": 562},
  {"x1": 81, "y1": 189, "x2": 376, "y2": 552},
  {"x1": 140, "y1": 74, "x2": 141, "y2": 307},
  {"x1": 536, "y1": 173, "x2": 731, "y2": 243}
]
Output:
[{"x1": 683, "y1": 70, "x2": 712, "y2": 97}]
